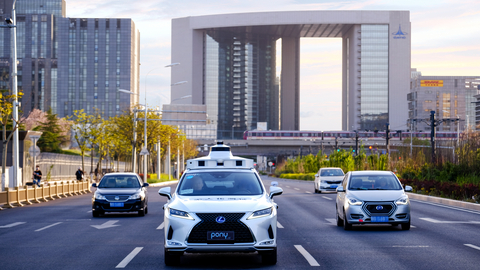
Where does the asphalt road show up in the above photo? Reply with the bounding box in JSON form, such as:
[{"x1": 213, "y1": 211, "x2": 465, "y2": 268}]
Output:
[{"x1": 1, "y1": 176, "x2": 480, "y2": 269}]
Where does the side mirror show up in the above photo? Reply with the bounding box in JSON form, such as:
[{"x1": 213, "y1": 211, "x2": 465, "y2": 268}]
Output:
[
  {"x1": 143, "y1": 183, "x2": 149, "y2": 187},
  {"x1": 158, "y1": 187, "x2": 172, "y2": 200},
  {"x1": 91, "y1": 183, "x2": 97, "y2": 188},
  {"x1": 271, "y1": 181, "x2": 278, "y2": 187},
  {"x1": 404, "y1": 185, "x2": 413, "y2": 192},
  {"x1": 315, "y1": 174, "x2": 319, "y2": 178},
  {"x1": 269, "y1": 186, "x2": 283, "y2": 199},
  {"x1": 336, "y1": 186, "x2": 345, "y2": 192}
]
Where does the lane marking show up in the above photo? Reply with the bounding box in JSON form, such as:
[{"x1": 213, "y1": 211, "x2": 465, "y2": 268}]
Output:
[
  {"x1": 294, "y1": 245, "x2": 320, "y2": 266},
  {"x1": 325, "y1": 218, "x2": 336, "y2": 225},
  {"x1": 0, "y1": 222, "x2": 26, "y2": 228},
  {"x1": 157, "y1": 222, "x2": 164, "y2": 230},
  {"x1": 465, "y1": 244, "x2": 480, "y2": 251},
  {"x1": 35, "y1": 222, "x2": 62, "y2": 232},
  {"x1": 419, "y1": 218, "x2": 480, "y2": 224},
  {"x1": 294, "y1": 188, "x2": 300, "y2": 191},
  {"x1": 305, "y1": 191, "x2": 312, "y2": 194},
  {"x1": 410, "y1": 199, "x2": 480, "y2": 215},
  {"x1": 391, "y1": 245, "x2": 429, "y2": 248},
  {"x1": 277, "y1": 221, "x2": 284, "y2": 229},
  {"x1": 322, "y1": 196, "x2": 332, "y2": 200},
  {"x1": 116, "y1": 247, "x2": 143, "y2": 268},
  {"x1": 286, "y1": 186, "x2": 291, "y2": 188},
  {"x1": 91, "y1": 220, "x2": 120, "y2": 229},
  {"x1": 87, "y1": 210, "x2": 92, "y2": 213}
]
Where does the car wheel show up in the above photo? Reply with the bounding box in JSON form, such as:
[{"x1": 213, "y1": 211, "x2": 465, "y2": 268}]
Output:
[
  {"x1": 138, "y1": 208, "x2": 146, "y2": 216},
  {"x1": 145, "y1": 206, "x2": 148, "y2": 214},
  {"x1": 164, "y1": 249, "x2": 182, "y2": 266},
  {"x1": 92, "y1": 211, "x2": 100, "y2": 217},
  {"x1": 318, "y1": 190, "x2": 322, "y2": 194},
  {"x1": 336, "y1": 206, "x2": 343, "y2": 227},
  {"x1": 343, "y1": 209, "x2": 352, "y2": 230},
  {"x1": 260, "y1": 247, "x2": 277, "y2": 265},
  {"x1": 401, "y1": 219, "x2": 411, "y2": 230}
]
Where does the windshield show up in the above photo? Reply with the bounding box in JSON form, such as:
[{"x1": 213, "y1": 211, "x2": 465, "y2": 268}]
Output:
[
  {"x1": 98, "y1": 175, "x2": 141, "y2": 188},
  {"x1": 178, "y1": 171, "x2": 263, "y2": 196},
  {"x1": 320, "y1": 169, "x2": 344, "y2": 176},
  {"x1": 348, "y1": 175, "x2": 402, "y2": 190}
]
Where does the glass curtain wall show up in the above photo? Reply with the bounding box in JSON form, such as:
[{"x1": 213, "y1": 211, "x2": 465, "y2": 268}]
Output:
[
  {"x1": 204, "y1": 30, "x2": 277, "y2": 139},
  {"x1": 360, "y1": 25, "x2": 389, "y2": 131}
]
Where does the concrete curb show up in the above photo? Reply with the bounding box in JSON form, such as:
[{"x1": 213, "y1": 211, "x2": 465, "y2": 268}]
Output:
[
  {"x1": 407, "y1": 193, "x2": 480, "y2": 211},
  {"x1": 148, "y1": 180, "x2": 179, "y2": 188}
]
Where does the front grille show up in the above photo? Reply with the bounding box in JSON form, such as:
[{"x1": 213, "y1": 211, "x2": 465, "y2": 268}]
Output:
[
  {"x1": 362, "y1": 201, "x2": 396, "y2": 217},
  {"x1": 188, "y1": 213, "x2": 254, "y2": 243},
  {"x1": 326, "y1": 181, "x2": 342, "y2": 184},
  {"x1": 105, "y1": 195, "x2": 130, "y2": 202}
]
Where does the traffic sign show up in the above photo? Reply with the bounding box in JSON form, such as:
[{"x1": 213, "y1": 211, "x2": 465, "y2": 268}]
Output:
[{"x1": 29, "y1": 145, "x2": 40, "y2": 157}]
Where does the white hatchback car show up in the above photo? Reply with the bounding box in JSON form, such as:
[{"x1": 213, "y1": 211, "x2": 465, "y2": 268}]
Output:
[
  {"x1": 314, "y1": 167, "x2": 345, "y2": 193},
  {"x1": 335, "y1": 170, "x2": 412, "y2": 230},
  {"x1": 159, "y1": 142, "x2": 283, "y2": 266}
]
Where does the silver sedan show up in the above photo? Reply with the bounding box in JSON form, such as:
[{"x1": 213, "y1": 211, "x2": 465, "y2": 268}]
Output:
[{"x1": 335, "y1": 170, "x2": 412, "y2": 230}]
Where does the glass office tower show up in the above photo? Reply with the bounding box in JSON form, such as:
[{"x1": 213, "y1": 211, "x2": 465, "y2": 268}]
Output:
[{"x1": 204, "y1": 30, "x2": 278, "y2": 139}]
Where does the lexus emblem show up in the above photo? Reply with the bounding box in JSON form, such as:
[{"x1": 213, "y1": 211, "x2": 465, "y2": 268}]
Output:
[
  {"x1": 215, "y1": 216, "x2": 226, "y2": 224},
  {"x1": 376, "y1": 205, "x2": 384, "y2": 211},
  {"x1": 115, "y1": 196, "x2": 119, "y2": 201}
]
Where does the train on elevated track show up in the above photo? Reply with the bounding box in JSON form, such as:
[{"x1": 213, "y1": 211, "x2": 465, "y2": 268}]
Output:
[{"x1": 243, "y1": 130, "x2": 458, "y2": 141}]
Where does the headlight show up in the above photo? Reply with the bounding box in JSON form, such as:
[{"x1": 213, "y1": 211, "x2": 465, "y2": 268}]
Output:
[
  {"x1": 128, "y1": 193, "x2": 141, "y2": 200},
  {"x1": 396, "y1": 196, "x2": 409, "y2": 205},
  {"x1": 94, "y1": 193, "x2": 106, "y2": 200},
  {"x1": 169, "y1": 208, "x2": 194, "y2": 220},
  {"x1": 347, "y1": 196, "x2": 363, "y2": 206},
  {"x1": 247, "y1": 207, "x2": 273, "y2": 220}
]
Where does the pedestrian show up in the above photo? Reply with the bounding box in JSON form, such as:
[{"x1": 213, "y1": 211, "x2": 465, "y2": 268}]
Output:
[
  {"x1": 94, "y1": 167, "x2": 99, "y2": 181},
  {"x1": 75, "y1": 167, "x2": 84, "y2": 181},
  {"x1": 33, "y1": 165, "x2": 42, "y2": 187}
]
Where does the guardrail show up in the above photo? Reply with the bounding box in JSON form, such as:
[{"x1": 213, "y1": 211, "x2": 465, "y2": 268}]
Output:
[{"x1": 0, "y1": 180, "x2": 92, "y2": 210}]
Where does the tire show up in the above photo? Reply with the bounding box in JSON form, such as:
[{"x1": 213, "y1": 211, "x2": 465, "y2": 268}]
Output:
[
  {"x1": 164, "y1": 249, "x2": 182, "y2": 266},
  {"x1": 401, "y1": 219, "x2": 411, "y2": 230},
  {"x1": 138, "y1": 207, "x2": 146, "y2": 217},
  {"x1": 145, "y1": 206, "x2": 148, "y2": 214},
  {"x1": 343, "y1": 209, "x2": 352, "y2": 230},
  {"x1": 336, "y1": 206, "x2": 343, "y2": 227},
  {"x1": 92, "y1": 211, "x2": 100, "y2": 217},
  {"x1": 261, "y1": 247, "x2": 277, "y2": 265}
]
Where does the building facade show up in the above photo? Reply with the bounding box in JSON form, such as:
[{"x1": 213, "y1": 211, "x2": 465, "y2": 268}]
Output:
[
  {"x1": 408, "y1": 69, "x2": 480, "y2": 132},
  {"x1": 170, "y1": 11, "x2": 411, "y2": 139},
  {"x1": 0, "y1": 0, "x2": 139, "y2": 119}
]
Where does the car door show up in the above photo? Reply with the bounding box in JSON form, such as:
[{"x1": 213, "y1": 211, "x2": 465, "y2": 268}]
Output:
[{"x1": 336, "y1": 172, "x2": 349, "y2": 217}]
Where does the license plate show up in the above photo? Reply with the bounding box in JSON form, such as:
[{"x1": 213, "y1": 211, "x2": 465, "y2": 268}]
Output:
[
  {"x1": 110, "y1": 202, "x2": 124, "y2": 207},
  {"x1": 371, "y1": 216, "x2": 389, "y2": 222},
  {"x1": 330, "y1": 185, "x2": 338, "y2": 189},
  {"x1": 207, "y1": 231, "x2": 234, "y2": 241}
]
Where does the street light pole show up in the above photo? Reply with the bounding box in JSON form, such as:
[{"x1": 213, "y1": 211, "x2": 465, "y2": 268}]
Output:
[{"x1": 9, "y1": 1, "x2": 19, "y2": 187}]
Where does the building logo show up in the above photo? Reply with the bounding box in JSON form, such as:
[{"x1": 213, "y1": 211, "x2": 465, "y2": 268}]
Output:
[
  {"x1": 421, "y1": 80, "x2": 443, "y2": 87},
  {"x1": 392, "y1": 25, "x2": 408, "y2": 39}
]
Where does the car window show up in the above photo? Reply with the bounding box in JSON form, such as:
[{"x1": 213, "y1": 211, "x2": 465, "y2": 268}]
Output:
[
  {"x1": 320, "y1": 169, "x2": 344, "y2": 176},
  {"x1": 178, "y1": 172, "x2": 263, "y2": 196},
  {"x1": 348, "y1": 175, "x2": 402, "y2": 190},
  {"x1": 98, "y1": 176, "x2": 141, "y2": 188}
]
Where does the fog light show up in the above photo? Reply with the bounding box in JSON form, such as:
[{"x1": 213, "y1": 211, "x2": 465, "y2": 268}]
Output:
[
  {"x1": 259, "y1": 240, "x2": 274, "y2": 245},
  {"x1": 167, "y1": 241, "x2": 183, "y2": 246},
  {"x1": 136, "y1": 205, "x2": 139, "y2": 209}
]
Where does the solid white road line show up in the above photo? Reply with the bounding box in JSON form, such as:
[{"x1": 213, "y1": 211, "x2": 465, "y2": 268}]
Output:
[
  {"x1": 277, "y1": 221, "x2": 284, "y2": 229},
  {"x1": 420, "y1": 218, "x2": 480, "y2": 224},
  {"x1": 35, "y1": 222, "x2": 62, "y2": 232},
  {"x1": 0, "y1": 222, "x2": 26, "y2": 228},
  {"x1": 294, "y1": 188, "x2": 300, "y2": 191},
  {"x1": 86, "y1": 210, "x2": 92, "y2": 213},
  {"x1": 322, "y1": 196, "x2": 332, "y2": 200},
  {"x1": 294, "y1": 245, "x2": 320, "y2": 266},
  {"x1": 410, "y1": 199, "x2": 480, "y2": 215},
  {"x1": 465, "y1": 244, "x2": 480, "y2": 251},
  {"x1": 157, "y1": 222, "x2": 164, "y2": 230},
  {"x1": 116, "y1": 247, "x2": 143, "y2": 268}
]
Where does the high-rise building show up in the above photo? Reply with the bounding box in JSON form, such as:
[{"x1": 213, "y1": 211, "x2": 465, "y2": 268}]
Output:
[{"x1": 0, "y1": 0, "x2": 139, "y2": 118}]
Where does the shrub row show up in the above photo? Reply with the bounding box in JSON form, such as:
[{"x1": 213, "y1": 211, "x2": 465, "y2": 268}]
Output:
[
  {"x1": 400, "y1": 178, "x2": 480, "y2": 202},
  {"x1": 279, "y1": 173, "x2": 315, "y2": 181}
]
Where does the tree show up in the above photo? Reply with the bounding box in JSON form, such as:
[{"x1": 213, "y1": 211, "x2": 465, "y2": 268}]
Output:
[
  {"x1": 69, "y1": 109, "x2": 92, "y2": 172},
  {"x1": 35, "y1": 108, "x2": 67, "y2": 153}
]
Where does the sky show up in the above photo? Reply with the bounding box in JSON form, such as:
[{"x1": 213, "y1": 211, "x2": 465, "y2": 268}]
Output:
[{"x1": 67, "y1": 0, "x2": 480, "y2": 131}]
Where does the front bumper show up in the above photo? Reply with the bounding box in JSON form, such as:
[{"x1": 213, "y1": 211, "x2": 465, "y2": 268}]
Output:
[
  {"x1": 92, "y1": 199, "x2": 145, "y2": 213},
  {"x1": 164, "y1": 211, "x2": 278, "y2": 253},
  {"x1": 344, "y1": 201, "x2": 410, "y2": 224},
  {"x1": 319, "y1": 182, "x2": 342, "y2": 192}
]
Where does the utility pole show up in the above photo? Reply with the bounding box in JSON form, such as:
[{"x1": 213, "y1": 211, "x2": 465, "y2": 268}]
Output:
[
  {"x1": 430, "y1": 110, "x2": 436, "y2": 164},
  {"x1": 354, "y1": 130, "x2": 359, "y2": 156},
  {"x1": 335, "y1": 136, "x2": 338, "y2": 152},
  {"x1": 385, "y1": 123, "x2": 390, "y2": 157},
  {"x1": 132, "y1": 110, "x2": 137, "y2": 173}
]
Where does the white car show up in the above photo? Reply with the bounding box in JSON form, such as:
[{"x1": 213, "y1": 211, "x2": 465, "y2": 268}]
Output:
[
  {"x1": 158, "y1": 142, "x2": 283, "y2": 266},
  {"x1": 314, "y1": 167, "x2": 345, "y2": 193},
  {"x1": 335, "y1": 170, "x2": 412, "y2": 230}
]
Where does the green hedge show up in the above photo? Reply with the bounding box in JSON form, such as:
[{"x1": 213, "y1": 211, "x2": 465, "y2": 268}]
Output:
[{"x1": 279, "y1": 173, "x2": 315, "y2": 181}]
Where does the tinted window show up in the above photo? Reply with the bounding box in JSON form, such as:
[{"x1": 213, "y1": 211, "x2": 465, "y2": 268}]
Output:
[
  {"x1": 348, "y1": 175, "x2": 402, "y2": 190},
  {"x1": 320, "y1": 169, "x2": 344, "y2": 176},
  {"x1": 99, "y1": 175, "x2": 140, "y2": 188},
  {"x1": 178, "y1": 172, "x2": 263, "y2": 196}
]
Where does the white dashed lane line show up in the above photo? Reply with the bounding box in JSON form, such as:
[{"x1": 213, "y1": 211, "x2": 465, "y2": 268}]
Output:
[
  {"x1": 294, "y1": 188, "x2": 300, "y2": 191},
  {"x1": 465, "y1": 244, "x2": 480, "y2": 251},
  {"x1": 277, "y1": 221, "x2": 284, "y2": 228},
  {"x1": 322, "y1": 196, "x2": 332, "y2": 200},
  {"x1": 35, "y1": 222, "x2": 62, "y2": 232},
  {"x1": 157, "y1": 222, "x2": 164, "y2": 230},
  {"x1": 294, "y1": 245, "x2": 320, "y2": 266},
  {"x1": 305, "y1": 191, "x2": 312, "y2": 194},
  {"x1": 116, "y1": 247, "x2": 143, "y2": 268},
  {"x1": 0, "y1": 222, "x2": 26, "y2": 228},
  {"x1": 286, "y1": 186, "x2": 291, "y2": 188}
]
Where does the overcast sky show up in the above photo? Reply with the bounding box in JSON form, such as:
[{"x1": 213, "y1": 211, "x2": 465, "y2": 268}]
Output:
[{"x1": 67, "y1": 0, "x2": 480, "y2": 131}]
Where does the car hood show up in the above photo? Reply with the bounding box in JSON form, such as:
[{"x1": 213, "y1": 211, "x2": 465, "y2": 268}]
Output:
[
  {"x1": 348, "y1": 190, "x2": 405, "y2": 201},
  {"x1": 96, "y1": 188, "x2": 141, "y2": 195},
  {"x1": 169, "y1": 194, "x2": 272, "y2": 213},
  {"x1": 320, "y1": 176, "x2": 344, "y2": 181}
]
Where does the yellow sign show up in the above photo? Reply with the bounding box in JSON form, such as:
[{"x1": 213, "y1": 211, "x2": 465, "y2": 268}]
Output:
[{"x1": 421, "y1": 80, "x2": 443, "y2": 87}]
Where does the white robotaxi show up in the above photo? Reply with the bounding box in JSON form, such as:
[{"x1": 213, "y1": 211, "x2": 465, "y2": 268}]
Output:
[{"x1": 158, "y1": 142, "x2": 283, "y2": 266}]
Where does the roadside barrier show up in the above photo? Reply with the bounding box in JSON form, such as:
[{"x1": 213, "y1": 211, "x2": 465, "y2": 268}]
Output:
[{"x1": 0, "y1": 180, "x2": 92, "y2": 210}]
